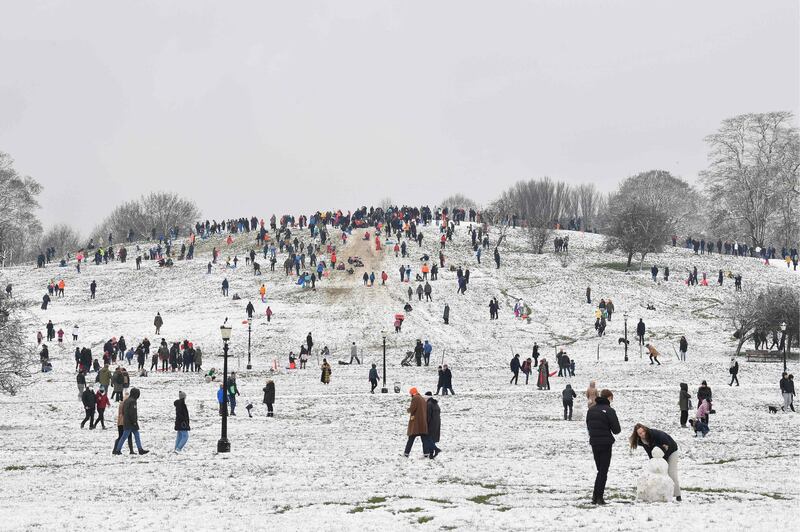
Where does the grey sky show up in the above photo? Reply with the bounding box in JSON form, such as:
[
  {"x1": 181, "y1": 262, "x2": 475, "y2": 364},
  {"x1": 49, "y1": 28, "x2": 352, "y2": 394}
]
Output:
[{"x1": 1, "y1": 1, "x2": 798, "y2": 234}]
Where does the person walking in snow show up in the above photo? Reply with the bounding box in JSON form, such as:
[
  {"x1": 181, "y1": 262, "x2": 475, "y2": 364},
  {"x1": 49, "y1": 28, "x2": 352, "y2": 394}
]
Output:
[
  {"x1": 510, "y1": 354, "x2": 521, "y2": 385},
  {"x1": 246, "y1": 301, "x2": 255, "y2": 319},
  {"x1": 522, "y1": 357, "x2": 532, "y2": 384},
  {"x1": 81, "y1": 385, "x2": 97, "y2": 429},
  {"x1": 586, "y1": 389, "x2": 621, "y2": 505},
  {"x1": 729, "y1": 358, "x2": 740, "y2": 386},
  {"x1": 368, "y1": 364, "x2": 379, "y2": 393},
  {"x1": 404, "y1": 387, "x2": 428, "y2": 457},
  {"x1": 424, "y1": 391, "x2": 442, "y2": 459},
  {"x1": 443, "y1": 302, "x2": 450, "y2": 325},
  {"x1": 537, "y1": 358, "x2": 550, "y2": 390},
  {"x1": 93, "y1": 386, "x2": 110, "y2": 429},
  {"x1": 441, "y1": 364, "x2": 454, "y2": 395},
  {"x1": 113, "y1": 387, "x2": 149, "y2": 455},
  {"x1": 349, "y1": 342, "x2": 361, "y2": 365},
  {"x1": 174, "y1": 391, "x2": 190, "y2": 452},
  {"x1": 113, "y1": 391, "x2": 134, "y2": 454},
  {"x1": 154, "y1": 312, "x2": 163, "y2": 335},
  {"x1": 562, "y1": 384, "x2": 577, "y2": 420},
  {"x1": 90, "y1": 280, "x2": 97, "y2": 299}
]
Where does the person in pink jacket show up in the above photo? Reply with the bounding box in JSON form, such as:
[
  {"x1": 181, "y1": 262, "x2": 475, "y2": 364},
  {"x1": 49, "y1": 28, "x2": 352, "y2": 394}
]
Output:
[{"x1": 696, "y1": 398, "x2": 710, "y2": 426}]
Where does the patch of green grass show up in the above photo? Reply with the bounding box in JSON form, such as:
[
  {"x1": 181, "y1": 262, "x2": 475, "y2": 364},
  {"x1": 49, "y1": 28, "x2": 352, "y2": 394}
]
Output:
[
  {"x1": 479, "y1": 483, "x2": 498, "y2": 490},
  {"x1": 759, "y1": 492, "x2": 790, "y2": 500},
  {"x1": 426, "y1": 498, "x2": 450, "y2": 504},
  {"x1": 590, "y1": 261, "x2": 629, "y2": 272},
  {"x1": 398, "y1": 507, "x2": 423, "y2": 513},
  {"x1": 495, "y1": 506, "x2": 511, "y2": 512},
  {"x1": 417, "y1": 516, "x2": 434, "y2": 524},
  {"x1": 348, "y1": 506, "x2": 365, "y2": 514},
  {"x1": 4, "y1": 465, "x2": 26, "y2": 471},
  {"x1": 367, "y1": 496, "x2": 387, "y2": 504},
  {"x1": 683, "y1": 487, "x2": 741, "y2": 494},
  {"x1": 467, "y1": 493, "x2": 504, "y2": 505},
  {"x1": 274, "y1": 505, "x2": 292, "y2": 514}
]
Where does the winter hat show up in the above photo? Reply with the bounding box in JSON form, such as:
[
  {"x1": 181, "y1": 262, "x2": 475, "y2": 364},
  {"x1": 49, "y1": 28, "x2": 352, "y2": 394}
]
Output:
[
  {"x1": 179, "y1": 391, "x2": 186, "y2": 400},
  {"x1": 409, "y1": 387, "x2": 418, "y2": 396},
  {"x1": 424, "y1": 391, "x2": 432, "y2": 396}
]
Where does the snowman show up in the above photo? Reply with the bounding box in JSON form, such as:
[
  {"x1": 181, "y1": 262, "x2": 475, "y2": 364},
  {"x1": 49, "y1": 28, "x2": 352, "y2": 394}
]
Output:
[{"x1": 636, "y1": 447, "x2": 674, "y2": 502}]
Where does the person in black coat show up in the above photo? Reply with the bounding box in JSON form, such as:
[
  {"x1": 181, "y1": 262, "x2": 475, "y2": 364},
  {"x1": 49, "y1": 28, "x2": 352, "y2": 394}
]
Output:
[
  {"x1": 636, "y1": 319, "x2": 646, "y2": 346},
  {"x1": 423, "y1": 392, "x2": 441, "y2": 459},
  {"x1": 585, "y1": 389, "x2": 621, "y2": 505},
  {"x1": 510, "y1": 354, "x2": 521, "y2": 385},
  {"x1": 441, "y1": 365, "x2": 454, "y2": 395},
  {"x1": 245, "y1": 301, "x2": 255, "y2": 319},
  {"x1": 174, "y1": 391, "x2": 190, "y2": 452},
  {"x1": 630, "y1": 424, "x2": 681, "y2": 500},
  {"x1": 81, "y1": 386, "x2": 97, "y2": 429},
  {"x1": 679, "y1": 336, "x2": 688, "y2": 361},
  {"x1": 262, "y1": 379, "x2": 275, "y2": 417},
  {"x1": 729, "y1": 358, "x2": 740, "y2": 386}
]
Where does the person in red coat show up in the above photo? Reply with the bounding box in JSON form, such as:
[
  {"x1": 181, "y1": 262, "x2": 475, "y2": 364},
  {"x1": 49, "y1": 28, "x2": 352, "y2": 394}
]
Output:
[{"x1": 93, "y1": 387, "x2": 110, "y2": 429}]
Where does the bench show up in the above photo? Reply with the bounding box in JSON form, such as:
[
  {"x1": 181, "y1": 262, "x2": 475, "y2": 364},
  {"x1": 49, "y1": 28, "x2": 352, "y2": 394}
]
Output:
[{"x1": 745, "y1": 350, "x2": 785, "y2": 363}]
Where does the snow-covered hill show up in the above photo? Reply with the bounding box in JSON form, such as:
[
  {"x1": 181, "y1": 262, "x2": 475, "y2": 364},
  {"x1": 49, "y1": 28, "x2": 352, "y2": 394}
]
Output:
[{"x1": 0, "y1": 222, "x2": 797, "y2": 531}]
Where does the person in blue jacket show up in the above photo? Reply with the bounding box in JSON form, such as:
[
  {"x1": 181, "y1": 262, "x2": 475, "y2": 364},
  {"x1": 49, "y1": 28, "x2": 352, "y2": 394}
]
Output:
[{"x1": 423, "y1": 340, "x2": 433, "y2": 366}]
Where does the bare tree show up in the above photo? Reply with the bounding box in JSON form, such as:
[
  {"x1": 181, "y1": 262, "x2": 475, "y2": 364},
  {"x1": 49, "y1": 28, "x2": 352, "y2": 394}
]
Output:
[
  {"x1": 701, "y1": 112, "x2": 800, "y2": 248},
  {"x1": 93, "y1": 192, "x2": 200, "y2": 243},
  {"x1": 378, "y1": 197, "x2": 394, "y2": 210},
  {"x1": 0, "y1": 152, "x2": 43, "y2": 265},
  {"x1": 576, "y1": 183, "x2": 600, "y2": 231},
  {"x1": 439, "y1": 193, "x2": 478, "y2": 210},
  {"x1": 39, "y1": 224, "x2": 81, "y2": 258},
  {"x1": 728, "y1": 286, "x2": 799, "y2": 355},
  {"x1": 615, "y1": 170, "x2": 701, "y2": 237},
  {"x1": 502, "y1": 178, "x2": 565, "y2": 254},
  {"x1": 0, "y1": 294, "x2": 33, "y2": 394},
  {"x1": 604, "y1": 199, "x2": 670, "y2": 268}
]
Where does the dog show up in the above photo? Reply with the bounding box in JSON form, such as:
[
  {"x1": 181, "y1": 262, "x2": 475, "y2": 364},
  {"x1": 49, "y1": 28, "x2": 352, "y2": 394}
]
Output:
[{"x1": 768, "y1": 406, "x2": 778, "y2": 414}]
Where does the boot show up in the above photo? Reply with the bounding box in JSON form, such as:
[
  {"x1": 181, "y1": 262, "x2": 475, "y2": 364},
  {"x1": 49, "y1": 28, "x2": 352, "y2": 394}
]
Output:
[{"x1": 138, "y1": 449, "x2": 149, "y2": 455}]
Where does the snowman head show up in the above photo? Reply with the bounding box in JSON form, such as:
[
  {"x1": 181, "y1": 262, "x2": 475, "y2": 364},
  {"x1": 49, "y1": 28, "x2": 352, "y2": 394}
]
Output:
[{"x1": 651, "y1": 447, "x2": 665, "y2": 459}]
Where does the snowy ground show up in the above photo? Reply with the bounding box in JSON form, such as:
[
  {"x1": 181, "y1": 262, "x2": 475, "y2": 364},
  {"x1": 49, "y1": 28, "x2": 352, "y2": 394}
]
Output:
[{"x1": 1, "y1": 223, "x2": 798, "y2": 531}]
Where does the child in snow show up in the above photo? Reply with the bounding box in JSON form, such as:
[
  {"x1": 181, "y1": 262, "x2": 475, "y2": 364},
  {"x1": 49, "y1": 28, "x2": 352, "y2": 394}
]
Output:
[{"x1": 689, "y1": 418, "x2": 709, "y2": 437}]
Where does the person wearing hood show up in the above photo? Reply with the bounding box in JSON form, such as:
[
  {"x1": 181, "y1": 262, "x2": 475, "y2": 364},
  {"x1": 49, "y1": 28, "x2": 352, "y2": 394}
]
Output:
[
  {"x1": 174, "y1": 391, "x2": 190, "y2": 452},
  {"x1": 113, "y1": 387, "x2": 149, "y2": 455},
  {"x1": 404, "y1": 387, "x2": 428, "y2": 457},
  {"x1": 678, "y1": 383, "x2": 691, "y2": 427},
  {"x1": 153, "y1": 312, "x2": 163, "y2": 335},
  {"x1": 424, "y1": 392, "x2": 441, "y2": 459},
  {"x1": 562, "y1": 384, "x2": 577, "y2": 420}
]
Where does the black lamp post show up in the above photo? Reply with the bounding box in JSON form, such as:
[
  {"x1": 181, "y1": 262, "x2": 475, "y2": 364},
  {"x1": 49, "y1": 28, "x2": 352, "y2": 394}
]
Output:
[
  {"x1": 218, "y1": 322, "x2": 232, "y2": 453},
  {"x1": 781, "y1": 321, "x2": 787, "y2": 373},
  {"x1": 381, "y1": 331, "x2": 388, "y2": 393},
  {"x1": 623, "y1": 312, "x2": 629, "y2": 362},
  {"x1": 246, "y1": 318, "x2": 252, "y2": 370}
]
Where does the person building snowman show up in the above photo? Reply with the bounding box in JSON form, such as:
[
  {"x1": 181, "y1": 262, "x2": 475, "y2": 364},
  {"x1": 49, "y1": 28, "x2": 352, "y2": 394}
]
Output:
[{"x1": 630, "y1": 423, "x2": 681, "y2": 502}]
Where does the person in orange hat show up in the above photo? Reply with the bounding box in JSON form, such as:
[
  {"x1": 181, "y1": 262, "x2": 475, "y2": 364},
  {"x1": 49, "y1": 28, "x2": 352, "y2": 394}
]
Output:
[{"x1": 404, "y1": 387, "x2": 429, "y2": 457}]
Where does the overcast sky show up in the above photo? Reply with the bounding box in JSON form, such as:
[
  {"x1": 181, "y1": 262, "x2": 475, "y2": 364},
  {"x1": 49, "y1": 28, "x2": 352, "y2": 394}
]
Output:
[{"x1": 1, "y1": 1, "x2": 798, "y2": 234}]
